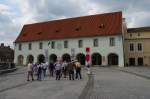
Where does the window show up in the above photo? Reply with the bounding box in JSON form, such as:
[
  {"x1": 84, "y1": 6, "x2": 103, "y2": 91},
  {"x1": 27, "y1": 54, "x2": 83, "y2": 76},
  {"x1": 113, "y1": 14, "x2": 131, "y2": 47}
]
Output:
[
  {"x1": 138, "y1": 57, "x2": 143, "y2": 65},
  {"x1": 130, "y1": 34, "x2": 132, "y2": 37},
  {"x1": 51, "y1": 41, "x2": 55, "y2": 49},
  {"x1": 110, "y1": 37, "x2": 115, "y2": 46},
  {"x1": 64, "y1": 40, "x2": 68, "y2": 48},
  {"x1": 19, "y1": 44, "x2": 22, "y2": 51},
  {"x1": 93, "y1": 39, "x2": 98, "y2": 47},
  {"x1": 78, "y1": 40, "x2": 83, "y2": 48},
  {"x1": 28, "y1": 43, "x2": 32, "y2": 50},
  {"x1": 137, "y1": 43, "x2": 142, "y2": 51},
  {"x1": 129, "y1": 43, "x2": 134, "y2": 51},
  {"x1": 129, "y1": 58, "x2": 135, "y2": 66},
  {"x1": 39, "y1": 42, "x2": 43, "y2": 49}
]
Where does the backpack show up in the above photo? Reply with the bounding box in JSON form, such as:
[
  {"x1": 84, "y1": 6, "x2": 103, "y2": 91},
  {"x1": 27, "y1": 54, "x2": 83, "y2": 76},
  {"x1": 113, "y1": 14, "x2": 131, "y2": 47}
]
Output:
[{"x1": 76, "y1": 62, "x2": 81, "y2": 68}]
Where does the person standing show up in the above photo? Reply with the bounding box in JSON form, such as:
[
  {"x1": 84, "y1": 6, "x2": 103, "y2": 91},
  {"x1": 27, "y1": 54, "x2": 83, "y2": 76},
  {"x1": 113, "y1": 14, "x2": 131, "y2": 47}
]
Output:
[
  {"x1": 75, "y1": 61, "x2": 82, "y2": 79},
  {"x1": 49, "y1": 61, "x2": 54, "y2": 77},
  {"x1": 68, "y1": 61, "x2": 75, "y2": 80},
  {"x1": 41, "y1": 63, "x2": 45, "y2": 80},
  {"x1": 27, "y1": 62, "x2": 34, "y2": 81},
  {"x1": 37, "y1": 63, "x2": 42, "y2": 81},
  {"x1": 43, "y1": 63, "x2": 47, "y2": 77},
  {"x1": 62, "y1": 61, "x2": 68, "y2": 78},
  {"x1": 54, "y1": 61, "x2": 62, "y2": 80}
]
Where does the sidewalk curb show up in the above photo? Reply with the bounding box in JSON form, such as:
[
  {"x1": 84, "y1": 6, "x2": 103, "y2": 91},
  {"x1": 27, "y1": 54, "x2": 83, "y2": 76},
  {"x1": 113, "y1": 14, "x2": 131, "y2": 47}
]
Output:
[
  {"x1": 0, "y1": 68, "x2": 17, "y2": 75},
  {"x1": 116, "y1": 69, "x2": 150, "y2": 80}
]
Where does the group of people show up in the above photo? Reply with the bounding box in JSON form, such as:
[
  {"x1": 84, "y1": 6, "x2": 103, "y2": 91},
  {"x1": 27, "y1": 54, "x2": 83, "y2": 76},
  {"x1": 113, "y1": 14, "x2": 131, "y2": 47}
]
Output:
[{"x1": 27, "y1": 60, "x2": 82, "y2": 81}]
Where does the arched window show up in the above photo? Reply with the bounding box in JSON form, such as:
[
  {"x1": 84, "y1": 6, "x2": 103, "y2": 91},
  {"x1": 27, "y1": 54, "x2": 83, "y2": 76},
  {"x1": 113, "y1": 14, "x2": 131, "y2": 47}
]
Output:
[
  {"x1": 108, "y1": 53, "x2": 118, "y2": 65},
  {"x1": 91, "y1": 53, "x2": 102, "y2": 65},
  {"x1": 37, "y1": 54, "x2": 45, "y2": 63},
  {"x1": 76, "y1": 53, "x2": 85, "y2": 65}
]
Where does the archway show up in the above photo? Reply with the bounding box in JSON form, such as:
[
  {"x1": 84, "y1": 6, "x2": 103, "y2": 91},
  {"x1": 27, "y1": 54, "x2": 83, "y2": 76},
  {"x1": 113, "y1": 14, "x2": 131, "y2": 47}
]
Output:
[
  {"x1": 76, "y1": 53, "x2": 85, "y2": 65},
  {"x1": 49, "y1": 54, "x2": 57, "y2": 63},
  {"x1": 37, "y1": 54, "x2": 45, "y2": 63},
  {"x1": 62, "y1": 53, "x2": 71, "y2": 62},
  {"x1": 92, "y1": 53, "x2": 102, "y2": 65},
  {"x1": 108, "y1": 53, "x2": 118, "y2": 65},
  {"x1": 18, "y1": 55, "x2": 24, "y2": 65},
  {"x1": 27, "y1": 55, "x2": 34, "y2": 64}
]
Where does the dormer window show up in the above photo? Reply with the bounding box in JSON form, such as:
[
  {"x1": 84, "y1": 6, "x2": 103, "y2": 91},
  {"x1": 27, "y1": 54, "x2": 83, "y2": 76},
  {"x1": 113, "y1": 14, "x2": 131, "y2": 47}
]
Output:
[
  {"x1": 99, "y1": 24, "x2": 104, "y2": 28},
  {"x1": 37, "y1": 32, "x2": 42, "y2": 35},
  {"x1": 55, "y1": 29, "x2": 61, "y2": 33},
  {"x1": 23, "y1": 33, "x2": 27, "y2": 37},
  {"x1": 75, "y1": 26, "x2": 81, "y2": 31}
]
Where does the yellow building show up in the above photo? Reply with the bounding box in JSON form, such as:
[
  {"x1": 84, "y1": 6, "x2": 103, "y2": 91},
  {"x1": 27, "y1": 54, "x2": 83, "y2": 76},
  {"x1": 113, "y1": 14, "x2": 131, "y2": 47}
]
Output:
[{"x1": 124, "y1": 27, "x2": 150, "y2": 66}]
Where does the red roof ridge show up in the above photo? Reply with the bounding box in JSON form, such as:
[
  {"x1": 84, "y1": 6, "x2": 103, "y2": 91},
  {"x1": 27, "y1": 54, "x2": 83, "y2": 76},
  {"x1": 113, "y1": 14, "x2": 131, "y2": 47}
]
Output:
[{"x1": 25, "y1": 11, "x2": 122, "y2": 26}]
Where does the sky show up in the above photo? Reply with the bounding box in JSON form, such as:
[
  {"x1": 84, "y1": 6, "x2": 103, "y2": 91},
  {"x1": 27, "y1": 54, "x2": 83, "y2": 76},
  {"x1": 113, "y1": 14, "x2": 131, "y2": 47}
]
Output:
[{"x1": 0, "y1": 0, "x2": 150, "y2": 47}]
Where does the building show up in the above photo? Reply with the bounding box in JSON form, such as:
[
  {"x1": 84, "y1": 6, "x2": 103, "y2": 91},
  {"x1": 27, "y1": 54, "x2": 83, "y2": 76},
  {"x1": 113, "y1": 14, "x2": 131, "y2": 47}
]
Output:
[
  {"x1": 0, "y1": 43, "x2": 14, "y2": 63},
  {"x1": 124, "y1": 27, "x2": 150, "y2": 66},
  {"x1": 0, "y1": 43, "x2": 14, "y2": 70},
  {"x1": 14, "y1": 11, "x2": 125, "y2": 67}
]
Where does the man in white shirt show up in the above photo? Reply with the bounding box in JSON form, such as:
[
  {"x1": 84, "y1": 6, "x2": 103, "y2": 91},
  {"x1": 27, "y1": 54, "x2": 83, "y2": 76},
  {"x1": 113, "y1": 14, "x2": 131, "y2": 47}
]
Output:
[
  {"x1": 62, "y1": 61, "x2": 68, "y2": 78},
  {"x1": 27, "y1": 63, "x2": 34, "y2": 81}
]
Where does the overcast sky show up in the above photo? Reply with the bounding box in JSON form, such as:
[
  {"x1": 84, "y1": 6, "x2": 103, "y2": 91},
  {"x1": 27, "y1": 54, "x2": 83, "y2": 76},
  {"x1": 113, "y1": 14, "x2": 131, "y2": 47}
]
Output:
[{"x1": 0, "y1": 0, "x2": 150, "y2": 47}]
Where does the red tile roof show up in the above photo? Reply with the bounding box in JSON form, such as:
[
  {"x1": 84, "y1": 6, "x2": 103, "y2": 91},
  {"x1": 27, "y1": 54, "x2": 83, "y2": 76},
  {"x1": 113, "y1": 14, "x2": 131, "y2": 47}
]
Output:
[{"x1": 15, "y1": 11, "x2": 122, "y2": 43}]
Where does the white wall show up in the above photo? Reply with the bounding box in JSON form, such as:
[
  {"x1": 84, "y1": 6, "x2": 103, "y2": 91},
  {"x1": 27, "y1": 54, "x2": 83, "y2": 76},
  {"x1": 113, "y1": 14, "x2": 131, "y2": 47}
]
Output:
[{"x1": 14, "y1": 35, "x2": 124, "y2": 67}]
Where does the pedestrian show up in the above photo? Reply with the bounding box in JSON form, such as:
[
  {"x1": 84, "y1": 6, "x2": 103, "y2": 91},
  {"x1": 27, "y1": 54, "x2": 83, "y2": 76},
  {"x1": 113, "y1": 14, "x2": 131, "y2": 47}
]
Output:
[
  {"x1": 49, "y1": 61, "x2": 54, "y2": 77},
  {"x1": 43, "y1": 62, "x2": 47, "y2": 77},
  {"x1": 27, "y1": 62, "x2": 34, "y2": 81},
  {"x1": 37, "y1": 63, "x2": 42, "y2": 81},
  {"x1": 41, "y1": 63, "x2": 45, "y2": 80},
  {"x1": 75, "y1": 61, "x2": 82, "y2": 79},
  {"x1": 33, "y1": 63, "x2": 38, "y2": 75},
  {"x1": 62, "y1": 61, "x2": 68, "y2": 78},
  {"x1": 68, "y1": 61, "x2": 75, "y2": 80},
  {"x1": 54, "y1": 60, "x2": 62, "y2": 80}
]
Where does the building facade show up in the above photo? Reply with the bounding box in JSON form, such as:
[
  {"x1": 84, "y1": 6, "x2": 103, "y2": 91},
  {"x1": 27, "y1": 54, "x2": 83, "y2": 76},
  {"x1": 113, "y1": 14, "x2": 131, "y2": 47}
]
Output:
[
  {"x1": 14, "y1": 12, "x2": 125, "y2": 67},
  {"x1": 0, "y1": 43, "x2": 14, "y2": 70},
  {"x1": 124, "y1": 27, "x2": 150, "y2": 66},
  {"x1": 0, "y1": 43, "x2": 14, "y2": 63}
]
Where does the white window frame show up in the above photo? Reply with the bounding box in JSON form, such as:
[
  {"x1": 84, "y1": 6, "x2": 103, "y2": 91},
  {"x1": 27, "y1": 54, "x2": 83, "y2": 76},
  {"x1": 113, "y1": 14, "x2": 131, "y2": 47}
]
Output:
[
  {"x1": 18, "y1": 43, "x2": 22, "y2": 51},
  {"x1": 78, "y1": 40, "x2": 83, "y2": 48},
  {"x1": 109, "y1": 37, "x2": 115, "y2": 46},
  {"x1": 129, "y1": 42, "x2": 135, "y2": 52},
  {"x1": 137, "y1": 42, "x2": 143, "y2": 52},
  {"x1": 93, "y1": 39, "x2": 98, "y2": 47},
  {"x1": 51, "y1": 41, "x2": 55, "y2": 49},
  {"x1": 64, "y1": 40, "x2": 68, "y2": 48}
]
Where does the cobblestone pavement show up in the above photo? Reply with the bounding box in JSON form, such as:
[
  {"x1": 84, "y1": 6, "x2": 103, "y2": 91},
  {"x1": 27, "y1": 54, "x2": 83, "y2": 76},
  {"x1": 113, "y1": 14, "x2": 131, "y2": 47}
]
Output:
[
  {"x1": 1, "y1": 66, "x2": 150, "y2": 99},
  {"x1": 86, "y1": 67, "x2": 150, "y2": 99},
  {"x1": 0, "y1": 67, "x2": 88, "y2": 99}
]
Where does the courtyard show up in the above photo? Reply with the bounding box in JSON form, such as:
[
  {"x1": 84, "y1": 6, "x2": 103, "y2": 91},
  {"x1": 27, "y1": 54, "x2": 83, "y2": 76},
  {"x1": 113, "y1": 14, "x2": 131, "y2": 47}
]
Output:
[{"x1": 1, "y1": 66, "x2": 150, "y2": 99}]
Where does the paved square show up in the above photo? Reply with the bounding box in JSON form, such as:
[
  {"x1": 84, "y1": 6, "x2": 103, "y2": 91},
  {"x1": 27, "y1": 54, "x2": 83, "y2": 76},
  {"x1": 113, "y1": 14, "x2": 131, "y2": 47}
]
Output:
[
  {"x1": 1, "y1": 67, "x2": 150, "y2": 99},
  {"x1": 0, "y1": 67, "x2": 88, "y2": 99}
]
